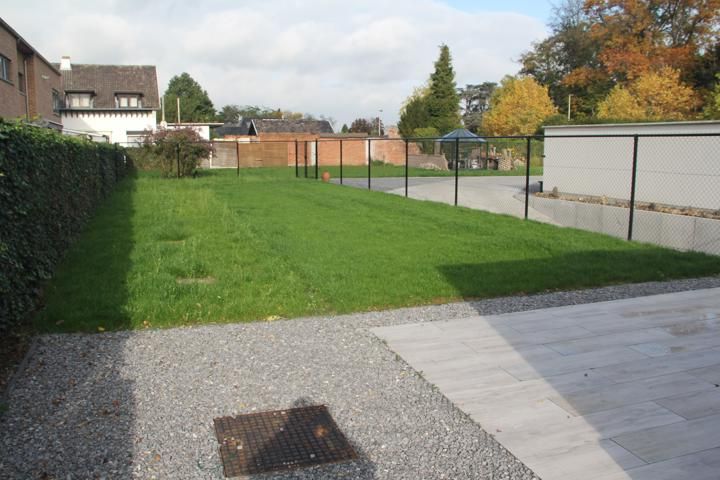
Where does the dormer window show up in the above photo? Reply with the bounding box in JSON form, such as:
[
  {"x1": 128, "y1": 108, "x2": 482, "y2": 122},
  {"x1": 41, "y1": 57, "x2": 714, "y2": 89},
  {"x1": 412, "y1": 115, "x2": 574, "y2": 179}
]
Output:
[
  {"x1": 116, "y1": 94, "x2": 141, "y2": 108},
  {"x1": 67, "y1": 93, "x2": 93, "y2": 108}
]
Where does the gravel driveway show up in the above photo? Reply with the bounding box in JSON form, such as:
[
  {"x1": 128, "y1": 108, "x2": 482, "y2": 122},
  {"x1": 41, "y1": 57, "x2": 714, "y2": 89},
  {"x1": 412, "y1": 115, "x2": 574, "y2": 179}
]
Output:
[{"x1": 2, "y1": 276, "x2": 719, "y2": 480}]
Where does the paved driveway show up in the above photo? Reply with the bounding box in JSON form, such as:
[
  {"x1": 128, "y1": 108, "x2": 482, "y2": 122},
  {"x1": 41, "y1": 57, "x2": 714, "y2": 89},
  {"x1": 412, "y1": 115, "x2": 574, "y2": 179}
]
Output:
[
  {"x1": 334, "y1": 176, "x2": 555, "y2": 223},
  {"x1": 373, "y1": 288, "x2": 720, "y2": 480}
]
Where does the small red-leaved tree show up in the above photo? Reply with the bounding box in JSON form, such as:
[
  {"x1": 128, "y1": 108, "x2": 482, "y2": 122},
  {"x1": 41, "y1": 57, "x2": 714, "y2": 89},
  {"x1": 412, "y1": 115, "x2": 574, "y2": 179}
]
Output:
[{"x1": 143, "y1": 127, "x2": 213, "y2": 177}]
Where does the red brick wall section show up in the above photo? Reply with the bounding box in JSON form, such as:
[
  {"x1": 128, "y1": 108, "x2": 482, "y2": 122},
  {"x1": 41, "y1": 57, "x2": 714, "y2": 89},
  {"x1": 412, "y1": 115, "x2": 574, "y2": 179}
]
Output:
[
  {"x1": 0, "y1": 24, "x2": 61, "y2": 123},
  {"x1": 318, "y1": 139, "x2": 367, "y2": 166},
  {"x1": 0, "y1": 26, "x2": 24, "y2": 119},
  {"x1": 30, "y1": 57, "x2": 61, "y2": 122},
  {"x1": 212, "y1": 135, "x2": 424, "y2": 167},
  {"x1": 370, "y1": 139, "x2": 421, "y2": 165}
]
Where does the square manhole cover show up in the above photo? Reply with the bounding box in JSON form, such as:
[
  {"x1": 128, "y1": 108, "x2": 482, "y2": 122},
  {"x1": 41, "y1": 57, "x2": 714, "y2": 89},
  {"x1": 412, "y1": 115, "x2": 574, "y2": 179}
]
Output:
[{"x1": 213, "y1": 405, "x2": 358, "y2": 477}]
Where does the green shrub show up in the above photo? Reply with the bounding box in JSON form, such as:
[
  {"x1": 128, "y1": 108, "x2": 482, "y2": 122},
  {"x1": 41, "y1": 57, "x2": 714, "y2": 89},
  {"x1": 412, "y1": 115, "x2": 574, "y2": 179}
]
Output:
[
  {"x1": 125, "y1": 145, "x2": 160, "y2": 171},
  {"x1": 142, "y1": 128, "x2": 213, "y2": 177},
  {"x1": 0, "y1": 121, "x2": 128, "y2": 332}
]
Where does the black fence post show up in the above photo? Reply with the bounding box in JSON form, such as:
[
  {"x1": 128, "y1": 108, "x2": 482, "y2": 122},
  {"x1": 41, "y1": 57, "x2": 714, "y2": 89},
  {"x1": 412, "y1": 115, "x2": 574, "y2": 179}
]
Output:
[
  {"x1": 454, "y1": 137, "x2": 459, "y2": 206},
  {"x1": 304, "y1": 141, "x2": 308, "y2": 178},
  {"x1": 367, "y1": 139, "x2": 371, "y2": 190},
  {"x1": 339, "y1": 139, "x2": 343, "y2": 185},
  {"x1": 628, "y1": 134, "x2": 640, "y2": 241},
  {"x1": 404, "y1": 139, "x2": 409, "y2": 198},
  {"x1": 315, "y1": 139, "x2": 319, "y2": 179},
  {"x1": 295, "y1": 140, "x2": 298, "y2": 178},
  {"x1": 176, "y1": 143, "x2": 181, "y2": 179},
  {"x1": 524, "y1": 136, "x2": 531, "y2": 220},
  {"x1": 236, "y1": 141, "x2": 241, "y2": 177}
]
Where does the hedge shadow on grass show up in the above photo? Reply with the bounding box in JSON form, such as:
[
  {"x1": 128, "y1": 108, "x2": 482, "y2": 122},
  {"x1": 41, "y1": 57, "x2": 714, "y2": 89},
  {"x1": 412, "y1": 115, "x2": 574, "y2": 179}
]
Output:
[
  {"x1": 438, "y1": 248, "x2": 720, "y2": 302},
  {"x1": 35, "y1": 173, "x2": 138, "y2": 332}
]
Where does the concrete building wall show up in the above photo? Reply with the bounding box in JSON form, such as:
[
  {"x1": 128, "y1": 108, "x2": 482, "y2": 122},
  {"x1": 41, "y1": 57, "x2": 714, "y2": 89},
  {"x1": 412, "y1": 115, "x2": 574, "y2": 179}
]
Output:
[
  {"x1": 544, "y1": 122, "x2": 720, "y2": 210},
  {"x1": 61, "y1": 110, "x2": 156, "y2": 143},
  {"x1": 528, "y1": 195, "x2": 720, "y2": 256}
]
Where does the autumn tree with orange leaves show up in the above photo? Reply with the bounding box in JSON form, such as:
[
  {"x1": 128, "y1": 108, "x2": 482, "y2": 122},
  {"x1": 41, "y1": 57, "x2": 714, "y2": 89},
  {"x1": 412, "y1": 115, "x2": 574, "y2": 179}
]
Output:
[
  {"x1": 597, "y1": 67, "x2": 699, "y2": 120},
  {"x1": 521, "y1": 0, "x2": 720, "y2": 119}
]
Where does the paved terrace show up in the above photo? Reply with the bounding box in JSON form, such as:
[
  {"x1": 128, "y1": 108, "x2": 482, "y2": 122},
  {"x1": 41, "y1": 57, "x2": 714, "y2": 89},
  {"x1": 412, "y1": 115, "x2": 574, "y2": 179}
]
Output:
[{"x1": 374, "y1": 287, "x2": 720, "y2": 480}]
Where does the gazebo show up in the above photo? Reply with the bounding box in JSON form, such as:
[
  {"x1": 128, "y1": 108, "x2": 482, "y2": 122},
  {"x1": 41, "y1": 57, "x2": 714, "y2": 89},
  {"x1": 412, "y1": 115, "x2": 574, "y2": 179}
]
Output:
[{"x1": 439, "y1": 129, "x2": 486, "y2": 169}]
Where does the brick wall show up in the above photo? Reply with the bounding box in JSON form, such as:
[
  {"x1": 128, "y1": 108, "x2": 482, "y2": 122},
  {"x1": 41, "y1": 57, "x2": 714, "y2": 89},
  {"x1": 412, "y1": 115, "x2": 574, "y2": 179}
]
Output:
[
  {"x1": 212, "y1": 133, "x2": 425, "y2": 167},
  {"x1": 0, "y1": 26, "x2": 25, "y2": 119},
  {"x1": 29, "y1": 56, "x2": 61, "y2": 122},
  {"x1": 0, "y1": 23, "x2": 61, "y2": 124}
]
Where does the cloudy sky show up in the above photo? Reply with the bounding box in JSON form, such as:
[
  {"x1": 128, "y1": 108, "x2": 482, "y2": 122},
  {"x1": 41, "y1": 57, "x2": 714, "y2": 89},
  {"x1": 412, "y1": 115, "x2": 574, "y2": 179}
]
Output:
[{"x1": 3, "y1": 0, "x2": 552, "y2": 128}]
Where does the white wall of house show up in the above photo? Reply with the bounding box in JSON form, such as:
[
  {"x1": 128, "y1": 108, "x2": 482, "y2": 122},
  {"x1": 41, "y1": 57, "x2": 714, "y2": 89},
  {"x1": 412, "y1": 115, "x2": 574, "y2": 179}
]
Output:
[
  {"x1": 164, "y1": 123, "x2": 223, "y2": 141},
  {"x1": 543, "y1": 121, "x2": 720, "y2": 210},
  {"x1": 61, "y1": 110, "x2": 156, "y2": 144}
]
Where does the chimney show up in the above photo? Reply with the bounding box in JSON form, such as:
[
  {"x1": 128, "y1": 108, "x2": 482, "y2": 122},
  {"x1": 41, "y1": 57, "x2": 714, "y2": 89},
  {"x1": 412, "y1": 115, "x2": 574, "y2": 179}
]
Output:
[{"x1": 60, "y1": 56, "x2": 71, "y2": 71}]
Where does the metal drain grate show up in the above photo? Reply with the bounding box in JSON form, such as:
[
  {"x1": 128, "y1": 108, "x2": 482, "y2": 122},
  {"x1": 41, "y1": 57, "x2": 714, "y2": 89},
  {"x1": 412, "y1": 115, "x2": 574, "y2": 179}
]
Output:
[{"x1": 213, "y1": 405, "x2": 358, "y2": 477}]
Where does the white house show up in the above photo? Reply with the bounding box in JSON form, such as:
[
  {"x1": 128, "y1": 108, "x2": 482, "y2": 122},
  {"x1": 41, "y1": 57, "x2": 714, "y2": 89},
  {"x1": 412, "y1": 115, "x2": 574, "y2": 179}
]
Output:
[
  {"x1": 57, "y1": 56, "x2": 158, "y2": 144},
  {"x1": 164, "y1": 122, "x2": 223, "y2": 141}
]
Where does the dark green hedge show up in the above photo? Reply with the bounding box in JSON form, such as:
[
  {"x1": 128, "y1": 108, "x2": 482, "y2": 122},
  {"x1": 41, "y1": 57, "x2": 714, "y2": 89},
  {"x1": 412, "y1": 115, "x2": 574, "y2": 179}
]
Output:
[{"x1": 0, "y1": 121, "x2": 128, "y2": 331}]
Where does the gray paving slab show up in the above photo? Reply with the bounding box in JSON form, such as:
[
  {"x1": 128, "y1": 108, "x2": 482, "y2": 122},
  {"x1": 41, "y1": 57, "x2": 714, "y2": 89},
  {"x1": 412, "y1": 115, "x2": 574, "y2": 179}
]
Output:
[
  {"x1": 595, "y1": 347, "x2": 720, "y2": 383},
  {"x1": 521, "y1": 439, "x2": 646, "y2": 480},
  {"x1": 612, "y1": 413, "x2": 720, "y2": 463},
  {"x1": 589, "y1": 447, "x2": 720, "y2": 480},
  {"x1": 502, "y1": 347, "x2": 648, "y2": 381},
  {"x1": 496, "y1": 402, "x2": 684, "y2": 458},
  {"x1": 690, "y1": 363, "x2": 720, "y2": 384},
  {"x1": 548, "y1": 372, "x2": 716, "y2": 416},
  {"x1": 655, "y1": 389, "x2": 720, "y2": 419},
  {"x1": 373, "y1": 286, "x2": 720, "y2": 480},
  {"x1": 546, "y1": 328, "x2": 675, "y2": 355},
  {"x1": 629, "y1": 330, "x2": 720, "y2": 357}
]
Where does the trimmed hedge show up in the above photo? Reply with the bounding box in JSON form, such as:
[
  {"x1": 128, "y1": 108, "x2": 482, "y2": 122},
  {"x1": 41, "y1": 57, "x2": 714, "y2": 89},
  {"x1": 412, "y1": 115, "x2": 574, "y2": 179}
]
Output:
[{"x1": 0, "y1": 121, "x2": 128, "y2": 331}]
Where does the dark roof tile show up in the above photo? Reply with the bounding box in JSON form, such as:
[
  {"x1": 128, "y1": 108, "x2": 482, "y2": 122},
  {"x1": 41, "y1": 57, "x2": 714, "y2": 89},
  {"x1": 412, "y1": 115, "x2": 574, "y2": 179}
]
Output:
[
  {"x1": 252, "y1": 119, "x2": 333, "y2": 134},
  {"x1": 56, "y1": 64, "x2": 159, "y2": 109}
]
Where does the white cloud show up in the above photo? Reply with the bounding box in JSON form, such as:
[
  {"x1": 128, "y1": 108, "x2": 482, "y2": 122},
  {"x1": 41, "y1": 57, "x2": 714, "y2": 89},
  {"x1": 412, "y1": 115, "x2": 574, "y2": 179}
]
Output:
[{"x1": 2, "y1": 0, "x2": 548, "y2": 128}]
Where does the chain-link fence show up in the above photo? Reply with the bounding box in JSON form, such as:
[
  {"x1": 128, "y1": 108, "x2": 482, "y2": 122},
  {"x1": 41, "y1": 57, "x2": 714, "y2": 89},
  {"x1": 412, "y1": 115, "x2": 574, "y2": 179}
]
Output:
[
  {"x1": 292, "y1": 133, "x2": 720, "y2": 256},
  {"x1": 115, "y1": 133, "x2": 720, "y2": 255}
]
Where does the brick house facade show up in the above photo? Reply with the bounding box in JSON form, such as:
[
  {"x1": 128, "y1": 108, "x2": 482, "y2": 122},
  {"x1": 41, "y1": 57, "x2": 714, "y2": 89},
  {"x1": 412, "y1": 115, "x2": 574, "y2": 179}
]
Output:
[{"x1": 0, "y1": 17, "x2": 62, "y2": 127}]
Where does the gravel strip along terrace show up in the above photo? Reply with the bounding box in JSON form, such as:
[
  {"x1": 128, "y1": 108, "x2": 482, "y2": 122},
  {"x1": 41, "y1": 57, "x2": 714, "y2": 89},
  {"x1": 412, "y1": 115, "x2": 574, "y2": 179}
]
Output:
[{"x1": 2, "y1": 276, "x2": 719, "y2": 479}]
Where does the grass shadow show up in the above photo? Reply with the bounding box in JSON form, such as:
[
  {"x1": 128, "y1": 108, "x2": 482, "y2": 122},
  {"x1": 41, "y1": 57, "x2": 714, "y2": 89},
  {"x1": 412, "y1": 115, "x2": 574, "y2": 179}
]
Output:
[{"x1": 35, "y1": 173, "x2": 138, "y2": 332}]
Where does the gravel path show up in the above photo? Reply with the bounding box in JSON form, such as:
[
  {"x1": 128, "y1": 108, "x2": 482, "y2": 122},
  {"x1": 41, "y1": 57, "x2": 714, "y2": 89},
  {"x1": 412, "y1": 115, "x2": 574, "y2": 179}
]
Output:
[{"x1": 2, "y1": 276, "x2": 719, "y2": 479}]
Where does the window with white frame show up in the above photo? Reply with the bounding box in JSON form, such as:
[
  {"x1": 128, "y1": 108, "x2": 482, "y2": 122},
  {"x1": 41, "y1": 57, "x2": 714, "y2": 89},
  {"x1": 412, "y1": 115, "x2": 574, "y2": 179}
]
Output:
[
  {"x1": 0, "y1": 55, "x2": 10, "y2": 82},
  {"x1": 67, "y1": 93, "x2": 93, "y2": 108},
  {"x1": 117, "y1": 94, "x2": 141, "y2": 108}
]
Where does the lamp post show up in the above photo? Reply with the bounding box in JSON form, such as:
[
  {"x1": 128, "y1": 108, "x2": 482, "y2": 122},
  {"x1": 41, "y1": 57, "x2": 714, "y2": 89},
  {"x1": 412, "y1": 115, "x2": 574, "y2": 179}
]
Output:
[
  {"x1": 377, "y1": 109, "x2": 383, "y2": 136},
  {"x1": 567, "y1": 94, "x2": 572, "y2": 121}
]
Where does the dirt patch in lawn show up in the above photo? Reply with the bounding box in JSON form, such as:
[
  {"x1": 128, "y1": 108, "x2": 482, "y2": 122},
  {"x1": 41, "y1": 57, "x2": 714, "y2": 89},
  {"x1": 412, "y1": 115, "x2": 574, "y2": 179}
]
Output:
[{"x1": 176, "y1": 276, "x2": 216, "y2": 285}]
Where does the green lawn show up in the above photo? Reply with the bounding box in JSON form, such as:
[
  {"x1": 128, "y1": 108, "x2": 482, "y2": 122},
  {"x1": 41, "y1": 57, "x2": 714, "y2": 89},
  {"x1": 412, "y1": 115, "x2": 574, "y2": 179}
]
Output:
[
  {"x1": 37, "y1": 168, "x2": 720, "y2": 332},
  {"x1": 301, "y1": 164, "x2": 543, "y2": 178}
]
